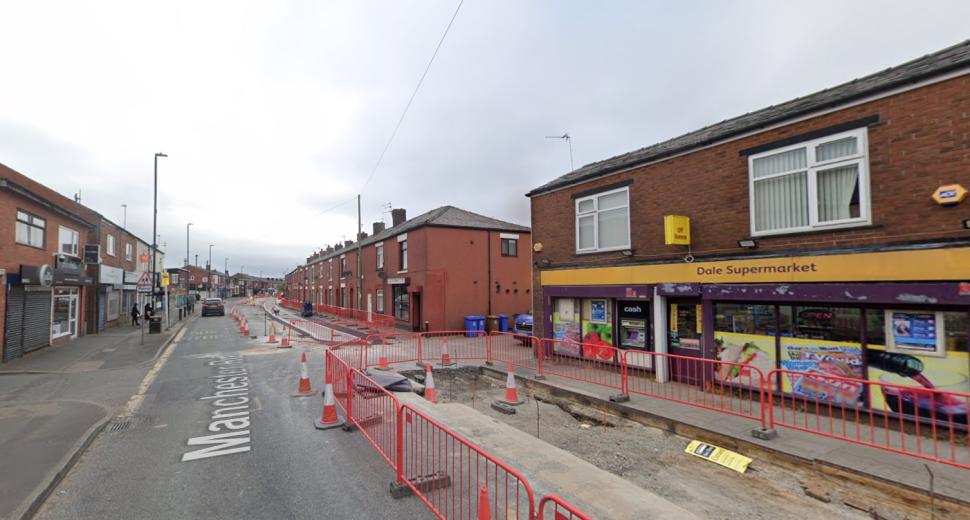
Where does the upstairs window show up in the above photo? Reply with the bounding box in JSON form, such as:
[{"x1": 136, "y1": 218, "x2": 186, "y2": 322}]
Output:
[
  {"x1": 749, "y1": 128, "x2": 869, "y2": 236},
  {"x1": 106, "y1": 234, "x2": 116, "y2": 256},
  {"x1": 16, "y1": 210, "x2": 45, "y2": 248},
  {"x1": 575, "y1": 187, "x2": 630, "y2": 253},
  {"x1": 125, "y1": 242, "x2": 133, "y2": 261},
  {"x1": 501, "y1": 238, "x2": 518, "y2": 257},
  {"x1": 399, "y1": 239, "x2": 408, "y2": 271},
  {"x1": 376, "y1": 243, "x2": 384, "y2": 270},
  {"x1": 59, "y1": 225, "x2": 79, "y2": 255}
]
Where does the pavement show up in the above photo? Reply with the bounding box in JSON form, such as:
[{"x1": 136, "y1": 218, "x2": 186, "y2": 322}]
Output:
[
  {"x1": 31, "y1": 299, "x2": 433, "y2": 520},
  {"x1": 0, "y1": 312, "x2": 192, "y2": 520}
]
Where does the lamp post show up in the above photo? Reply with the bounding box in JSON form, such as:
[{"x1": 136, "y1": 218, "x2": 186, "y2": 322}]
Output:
[
  {"x1": 151, "y1": 152, "x2": 167, "y2": 302},
  {"x1": 207, "y1": 243, "x2": 214, "y2": 298},
  {"x1": 224, "y1": 257, "x2": 229, "y2": 298},
  {"x1": 121, "y1": 204, "x2": 127, "y2": 230},
  {"x1": 185, "y1": 223, "x2": 193, "y2": 266}
]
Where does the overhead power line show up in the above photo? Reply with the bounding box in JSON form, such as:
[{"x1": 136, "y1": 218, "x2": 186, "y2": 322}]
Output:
[{"x1": 359, "y1": 0, "x2": 465, "y2": 192}]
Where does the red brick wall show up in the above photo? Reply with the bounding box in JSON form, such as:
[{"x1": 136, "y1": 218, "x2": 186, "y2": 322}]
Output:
[{"x1": 529, "y1": 74, "x2": 970, "y2": 338}]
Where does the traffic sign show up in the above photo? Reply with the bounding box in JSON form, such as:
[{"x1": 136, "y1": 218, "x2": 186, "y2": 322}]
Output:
[
  {"x1": 136, "y1": 271, "x2": 153, "y2": 293},
  {"x1": 161, "y1": 272, "x2": 170, "y2": 287}
]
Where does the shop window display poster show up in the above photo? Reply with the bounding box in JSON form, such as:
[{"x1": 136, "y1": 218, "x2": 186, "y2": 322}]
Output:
[
  {"x1": 590, "y1": 300, "x2": 607, "y2": 323},
  {"x1": 582, "y1": 321, "x2": 614, "y2": 361},
  {"x1": 714, "y1": 332, "x2": 776, "y2": 387},
  {"x1": 867, "y1": 343, "x2": 968, "y2": 423},
  {"x1": 886, "y1": 310, "x2": 945, "y2": 357},
  {"x1": 779, "y1": 337, "x2": 864, "y2": 405}
]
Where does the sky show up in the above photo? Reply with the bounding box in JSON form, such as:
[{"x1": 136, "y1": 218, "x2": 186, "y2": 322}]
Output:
[{"x1": 1, "y1": 1, "x2": 968, "y2": 278}]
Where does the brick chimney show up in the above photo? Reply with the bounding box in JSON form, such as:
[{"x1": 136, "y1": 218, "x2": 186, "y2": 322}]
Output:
[
  {"x1": 344, "y1": 240, "x2": 353, "y2": 248},
  {"x1": 391, "y1": 208, "x2": 406, "y2": 227},
  {"x1": 372, "y1": 221, "x2": 386, "y2": 235}
]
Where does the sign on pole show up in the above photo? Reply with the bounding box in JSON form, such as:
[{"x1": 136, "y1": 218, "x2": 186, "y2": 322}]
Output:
[
  {"x1": 136, "y1": 271, "x2": 153, "y2": 293},
  {"x1": 161, "y1": 272, "x2": 170, "y2": 287}
]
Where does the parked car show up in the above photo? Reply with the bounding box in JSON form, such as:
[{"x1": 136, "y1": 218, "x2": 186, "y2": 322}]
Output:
[
  {"x1": 512, "y1": 313, "x2": 533, "y2": 345},
  {"x1": 202, "y1": 297, "x2": 225, "y2": 317}
]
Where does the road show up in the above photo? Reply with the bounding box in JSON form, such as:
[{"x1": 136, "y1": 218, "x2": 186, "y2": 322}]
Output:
[{"x1": 35, "y1": 301, "x2": 432, "y2": 520}]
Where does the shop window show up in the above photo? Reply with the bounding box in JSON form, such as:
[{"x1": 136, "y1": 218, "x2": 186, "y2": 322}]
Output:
[
  {"x1": 501, "y1": 238, "x2": 518, "y2": 257},
  {"x1": 714, "y1": 303, "x2": 777, "y2": 335},
  {"x1": 376, "y1": 288, "x2": 385, "y2": 314},
  {"x1": 749, "y1": 128, "x2": 869, "y2": 235},
  {"x1": 575, "y1": 187, "x2": 630, "y2": 253},
  {"x1": 791, "y1": 306, "x2": 861, "y2": 342},
  {"x1": 943, "y1": 312, "x2": 968, "y2": 352},
  {"x1": 16, "y1": 210, "x2": 45, "y2": 248},
  {"x1": 393, "y1": 286, "x2": 409, "y2": 321}
]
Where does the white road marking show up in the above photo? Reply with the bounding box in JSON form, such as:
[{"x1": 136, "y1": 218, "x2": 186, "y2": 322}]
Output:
[{"x1": 122, "y1": 326, "x2": 186, "y2": 417}]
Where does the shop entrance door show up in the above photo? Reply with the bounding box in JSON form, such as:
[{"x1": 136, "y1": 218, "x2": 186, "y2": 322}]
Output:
[
  {"x1": 411, "y1": 292, "x2": 422, "y2": 332},
  {"x1": 667, "y1": 299, "x2": 706, "y2": 384}
]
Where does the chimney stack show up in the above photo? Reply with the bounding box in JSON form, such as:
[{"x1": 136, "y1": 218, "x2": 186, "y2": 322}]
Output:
[
  {"x1": 391, "y1": 208, "x2": 406, "y2": 227},
  {"x1": 344, "y1": 240, "x2": 353, "y2": 248},
  {"x1": 373, "y1": 221, "x2": 386, "y2": 235}
]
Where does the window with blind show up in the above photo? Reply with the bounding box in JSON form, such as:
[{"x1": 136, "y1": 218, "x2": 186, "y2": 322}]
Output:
[
  {"x1": 575, "y1": 187, "x2": 630, "y2": 252},
  {"x1": 748, "y1": 128, "x2": 870, "y2": 235}
]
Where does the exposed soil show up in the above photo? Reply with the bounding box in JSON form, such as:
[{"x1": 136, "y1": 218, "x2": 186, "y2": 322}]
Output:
[{"x1": 405, "y1": 367, "x2": 886, "y2": 520}]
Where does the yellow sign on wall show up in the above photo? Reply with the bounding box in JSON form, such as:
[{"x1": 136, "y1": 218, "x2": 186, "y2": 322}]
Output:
[
  {"x1": 541, "y1": 246, "x2": 970, "y2": 286},
  {"x1": 664, "y1": 215, "x2": 691, "y2": 245},
  {"x1": 931, "y1": 184, "x2": 967, "y2": 206}
]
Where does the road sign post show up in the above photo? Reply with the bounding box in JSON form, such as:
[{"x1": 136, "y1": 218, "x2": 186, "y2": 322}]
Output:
[{"x1": 136, "y1": 271, "x2": 152, "y2": 345}]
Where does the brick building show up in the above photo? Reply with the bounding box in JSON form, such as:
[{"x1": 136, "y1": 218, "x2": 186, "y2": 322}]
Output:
[
  {"x1": 285, "y1": 206, "x2": 532, "y2": 331},
  {"x1": 1, "y1": 163, "x2": 96, "y2": 360},
  {"x1": 527, "y1": 41, "x2": 970, "y2": 408}
]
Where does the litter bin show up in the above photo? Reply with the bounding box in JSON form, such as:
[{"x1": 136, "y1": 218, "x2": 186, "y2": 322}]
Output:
[
  {"x1": 149, "y1": 316, "x2": 162, "y2": 334},
  {"x1": 464, "y1": 315, "x2": 482, "y2": 337},
  {"x1": 498, "y1": 314, "x2": 509, "y2": 332},
  {"x1": 474, "y1": 316, "x2": 486, "y2": 335},
  {"x1": 485, "y1": 315, "x2": 499, "y2": 333}
]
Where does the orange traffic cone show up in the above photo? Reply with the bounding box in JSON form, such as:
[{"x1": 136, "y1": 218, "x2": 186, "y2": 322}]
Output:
[
  {"x1": 294, "y1": 352, "x2": 314, "y2": 396},
  {"x1": 424, "y1": 364, "x2": 437, "y2": 403},
  {"x1": 501, "y1": 363, "x2": 524, "y2": 405},
  {"x1": 314, "y1": 367, "x2": 342, "y2": 430},
  {"x1": 440, "y1": 338, "x2": 455, "y2": 367},
  {"x1": 267, "y1": 323, "x2": 278, "y2": 344},
  {"x1": 477, "y1": 486, "x2": 491, "y2": 520},
  {"x1": 279, "y1": 326, "x2": 291, "y2": 348},
  {"x1": 375, "y1": 355, "x2": 391, "y2": 371}
]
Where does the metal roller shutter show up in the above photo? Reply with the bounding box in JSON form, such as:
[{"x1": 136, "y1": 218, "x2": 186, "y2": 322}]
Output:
[
  {"x1": 3, "y1": 286, "x2": 25, "y2": 361},
  {"x1": 23, "y1": 289, "x2": 52, "y2": 353}
]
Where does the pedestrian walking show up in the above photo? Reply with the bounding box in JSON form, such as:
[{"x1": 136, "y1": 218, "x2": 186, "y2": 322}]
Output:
[{"x1": 131, "y1": 304, "x2": 141, "y2": 326}]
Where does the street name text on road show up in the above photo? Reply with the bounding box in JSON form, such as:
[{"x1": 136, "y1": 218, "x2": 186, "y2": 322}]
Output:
[{"x1": 182, "y1": 354, "x2": 253, "y2": 462}]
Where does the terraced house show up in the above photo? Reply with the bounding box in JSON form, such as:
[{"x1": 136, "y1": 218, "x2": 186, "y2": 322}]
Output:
[{"x1": 527, "y1": 41, "x2": 970, "y2": 414}]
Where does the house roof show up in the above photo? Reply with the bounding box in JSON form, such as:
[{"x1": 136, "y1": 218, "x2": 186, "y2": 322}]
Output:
[
  {"x1": 526, "y1": 40, "x2": 970, "y2": 197},
  {"x1": 308, "y1": 205, "x2": 529, "y2": 265}
]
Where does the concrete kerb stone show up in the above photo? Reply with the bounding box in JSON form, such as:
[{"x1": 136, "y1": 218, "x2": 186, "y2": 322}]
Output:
[{"x1": 12, "y1": 403, "x2": 112, "y2": 520}]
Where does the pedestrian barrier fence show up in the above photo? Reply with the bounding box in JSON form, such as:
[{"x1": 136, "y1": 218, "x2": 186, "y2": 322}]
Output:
[
  {"x1": 767, "y1": 369, "x2": 970, "y2": 470},
  {"x1": 278, "y1": 298, "x2": 396, "y2": 333},
  {"x1": 286, "y1": 318, "x2": 334, "y2": 344},
  {"x1": 349, "y1": 368, "x2": 401, "y2": 469},
  {"x1": 536, "y1": 494, "x2": 592, "y2": 520},
  {"x1": 397, "y1": 403, "x2": 535, "y2": 520},
  {"x1": 347, "y1": 330, "x2": 969, "y2": 472}
]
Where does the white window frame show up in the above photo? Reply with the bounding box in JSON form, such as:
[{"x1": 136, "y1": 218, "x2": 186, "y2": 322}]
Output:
[
  {"x1": 376, "y1": 288, "x2": 385, "y2": 313},
  {"x1": 748, "y1": 127, "x2": 871, "y2": 237},
  {"x1": 376, "y1": 242, "x2": 384, "y2": 270},
  {"x1": 125, "y1": 242, "x2": 133, "y2": 261},
  {"x1": 58, "y1": 225, "x2": 79, "y2": 255},
  {"x1": 106, "y1": 234, "x2": 116, "y2": 256},
  {"x1": 574, "y1": 186, "x2": 631, "y2": 253}
]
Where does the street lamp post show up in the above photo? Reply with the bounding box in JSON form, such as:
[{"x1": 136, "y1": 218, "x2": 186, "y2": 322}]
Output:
[
  {"x1": 185, "y1": 223, "x2": 193, "y2": 266},
  {"x1": 224, "y1": 257, "x2": 229, "y2": 298},
  {"x1": 121, "y1": 204, "x2": 127, "y2": 230},
  {"x1": 151, "y1": 152, "x2": 167, "y2": 304},
  {"x1": 207, "y1": 244, "x2": 214, "y2": 298}
]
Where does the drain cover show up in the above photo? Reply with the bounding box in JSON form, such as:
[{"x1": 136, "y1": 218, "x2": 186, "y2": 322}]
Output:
[{"x1": 107, "y1": 414, "x2": 153, "y2": 433}]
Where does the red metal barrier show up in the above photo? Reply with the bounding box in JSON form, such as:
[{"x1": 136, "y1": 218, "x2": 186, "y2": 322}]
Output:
[
  {"x1": 768, "y1": 369, "x2": 970, "y2": 470},
  {"x1": 623, "y1": 350, "x2": 767, "y2": 427},
  {"x1": 348, "y1": 368, "x2": 401, "y2": 469},
  {"x1": 537, "y1": 338, "x2": 625, "y2": 391},
  {"x1": 397, "y1": 403, "x2": 536, "y2": 520},
  {"x1": 419, "y1": 332, "x2": 490, "y2": 367},
  {"x1": 364, "y1": 333, "x2": 423, "y2": 368},
  {"x1": 326, "y1": 350, "x2": 352, "y2": 416},
  {"x1": 489, "y1": 332, "x2": 540, "y2": 373},
  {"x1": 536, "y1": 494, "x2": 591, "y2": 520}
]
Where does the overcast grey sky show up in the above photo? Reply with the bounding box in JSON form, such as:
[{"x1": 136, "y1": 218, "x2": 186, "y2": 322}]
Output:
[{"x1": 1, "y1": 1, "x2": 968, "y2": 277}]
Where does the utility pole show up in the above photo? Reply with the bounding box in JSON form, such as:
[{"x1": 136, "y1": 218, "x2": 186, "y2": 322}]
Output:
[
  {"x1": 185, "y1": 222, "x2": 193, "y2": 266},
  {"x1": 207, "y1": 244, "x2": 214, "y2": 298},
  {"x1": 121, "y1": 204, "x2": 127, "y2": 230},
  {"x1": 152, "y1": 153, "x2": 167, "y2": 304},
  {"x1": 357, "y1": 194, "x2": 363, "y2": 310}
]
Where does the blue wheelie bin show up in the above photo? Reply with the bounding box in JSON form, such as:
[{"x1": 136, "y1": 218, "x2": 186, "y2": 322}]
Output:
[
  {"x1": 464, "y1": 315, "x2": 482, "y2": 337},
  {"x1": 498, "y1": 314, "x2": 509, "y2": 332}
]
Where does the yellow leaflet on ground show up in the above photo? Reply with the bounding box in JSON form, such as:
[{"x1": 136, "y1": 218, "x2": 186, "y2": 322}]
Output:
[{"x1": 684, "y1": 440, "x2": 752, "y2": 474}]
